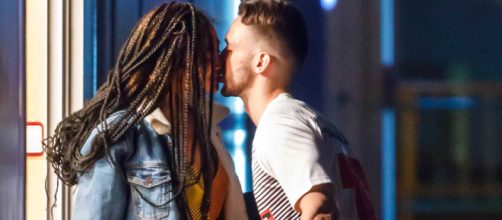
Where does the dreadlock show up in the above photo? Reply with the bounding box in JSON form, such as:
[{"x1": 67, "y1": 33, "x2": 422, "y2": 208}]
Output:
[{"x1": 43, "y1": 2, "x2": 219, "y2": 219}]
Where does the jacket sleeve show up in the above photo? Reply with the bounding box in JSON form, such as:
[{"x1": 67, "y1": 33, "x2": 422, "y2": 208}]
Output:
[{"x1": 72, "y1": 129, "x2": 130, "y2": 220}]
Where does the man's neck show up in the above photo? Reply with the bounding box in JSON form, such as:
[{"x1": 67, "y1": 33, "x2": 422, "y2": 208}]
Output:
[{"x1": 241, "y1": 84, "x2": 287, "y2": 126}]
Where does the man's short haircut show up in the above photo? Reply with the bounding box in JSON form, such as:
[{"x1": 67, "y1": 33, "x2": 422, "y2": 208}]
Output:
[{"x1": 238, "y1": 0, "x2": 308, "y2": 67}]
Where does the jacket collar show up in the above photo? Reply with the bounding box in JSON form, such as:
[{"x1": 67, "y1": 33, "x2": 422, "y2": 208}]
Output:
[{"x1": 144, "y1": 103, "x2": 230, "y2": 135}]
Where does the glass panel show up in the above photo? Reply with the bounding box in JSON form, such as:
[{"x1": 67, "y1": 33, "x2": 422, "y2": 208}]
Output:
[
  {"x1": 395, "y1": 0, "x2": 502, "y2": 219},
  {"x1": 396, "y1": 83, "x2": 502, "y2": 219}
]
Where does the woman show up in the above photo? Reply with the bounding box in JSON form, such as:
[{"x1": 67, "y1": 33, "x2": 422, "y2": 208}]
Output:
[{"x1": 44, "y1": 2, "x2": 247, "y2": 220}]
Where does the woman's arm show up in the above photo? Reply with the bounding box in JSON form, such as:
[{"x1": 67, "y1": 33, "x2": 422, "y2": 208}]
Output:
[{"x1": 72, "y1": 137, "x2": 129, "y2": 220}]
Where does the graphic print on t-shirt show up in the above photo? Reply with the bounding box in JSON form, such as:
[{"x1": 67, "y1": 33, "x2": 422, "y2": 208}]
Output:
[{"x1": 252, "y1": 148, "x2": 301, "y2": 220}]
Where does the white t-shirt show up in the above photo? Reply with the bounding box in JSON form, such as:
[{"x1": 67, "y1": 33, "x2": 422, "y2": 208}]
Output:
[
  {"x1": 252, "y1": 93, "x2": 346, "y2": 219},
  {"x1": 252, "y1": 93, "x2": 376, "y2": 220}
]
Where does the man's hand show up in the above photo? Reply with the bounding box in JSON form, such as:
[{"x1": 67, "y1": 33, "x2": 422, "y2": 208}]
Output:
[
  {"x1": 297, "y1": 183, "x2": 338, "y2": 220},
  {"x1": 313, "y1": 213, "x2": 333, "y2": 220}
]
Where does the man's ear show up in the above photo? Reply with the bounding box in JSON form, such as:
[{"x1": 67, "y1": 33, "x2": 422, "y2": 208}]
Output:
[{"x1": 254, "y1": 51, "x2": 271, "y2": 75}]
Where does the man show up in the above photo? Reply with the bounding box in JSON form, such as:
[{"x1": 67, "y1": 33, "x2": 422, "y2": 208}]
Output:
[{"x1": 222, "y1": 0, "x2": 376, "y2": 219}]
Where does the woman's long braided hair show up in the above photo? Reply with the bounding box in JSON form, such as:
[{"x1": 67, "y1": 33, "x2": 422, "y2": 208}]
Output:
[{"x1": 43, "y1": 3, "x2": 219, "y2": 219}]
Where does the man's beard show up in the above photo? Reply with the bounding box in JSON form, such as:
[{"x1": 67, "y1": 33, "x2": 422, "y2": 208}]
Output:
[
  {"x1": 221, "y1": 83, "x2": 238, "y2": 97},
  {"x1": 221, "y1": 75, "x2": 252, "y2": 97},
  {"x1": 221, "y1": 67, "x2": 253, "y2": 97}
]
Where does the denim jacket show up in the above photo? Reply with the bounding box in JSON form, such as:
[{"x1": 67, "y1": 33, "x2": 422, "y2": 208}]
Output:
[{"x1": 72, "y1": 104, "x2": 248, "y2": 220}]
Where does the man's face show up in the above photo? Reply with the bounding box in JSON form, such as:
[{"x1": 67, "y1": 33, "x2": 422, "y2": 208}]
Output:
[{"x1": 221, "y1": 17, "x2": 257, "y2": 97}]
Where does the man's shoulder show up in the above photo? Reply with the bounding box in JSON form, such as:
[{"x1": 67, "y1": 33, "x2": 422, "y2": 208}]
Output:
[
  {"x1": 256, "y1": 95, "x2": 322, "y2": 143},
  {"x1": 264, "y1": 94, "x2": 318, "y2": 121},
  {"x1": 261, "y1": 94, "x2": 348, "y2": 143}
]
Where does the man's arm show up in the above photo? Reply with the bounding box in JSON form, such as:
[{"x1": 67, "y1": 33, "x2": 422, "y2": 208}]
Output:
[{"x1": 298, "y1": 183, "x2": 338, "y2": 220}]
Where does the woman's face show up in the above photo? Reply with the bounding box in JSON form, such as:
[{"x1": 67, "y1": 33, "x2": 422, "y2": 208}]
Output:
[{"x1": 203, "y1": 28, "x2": 223, "y2": 94}]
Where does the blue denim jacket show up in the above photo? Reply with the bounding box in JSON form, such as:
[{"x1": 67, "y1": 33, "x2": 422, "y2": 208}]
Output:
[
  {"x1": 72, "y1": 106, "x2": 249, "y2": 220},
  {"x1": 72, "y1": 110, "x2": 182, "y2": 220}
]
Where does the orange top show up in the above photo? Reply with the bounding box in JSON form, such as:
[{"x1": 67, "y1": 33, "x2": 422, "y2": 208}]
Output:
[{"x1": 185, "y1": 147, "x2": 229, "y2": 219}]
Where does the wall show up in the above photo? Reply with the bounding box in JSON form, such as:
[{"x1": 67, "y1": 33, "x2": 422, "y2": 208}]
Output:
[{"x1": 25, "y1": 0, "x2": 49, "y2": 219}]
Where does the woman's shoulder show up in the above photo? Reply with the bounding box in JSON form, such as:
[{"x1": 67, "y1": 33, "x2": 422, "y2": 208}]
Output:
[{"x1": 80, "y1": 110, "x2": 131, "y2": 157}]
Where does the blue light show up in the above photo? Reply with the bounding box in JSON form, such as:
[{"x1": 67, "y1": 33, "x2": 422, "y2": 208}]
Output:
[
  {"x1": 233, "y1": 0, "x2": 240, "y2": 16},
  {"x1": 320, "y1": 0, "x2": 338, "y2": 11},
  {"x1": 92, "y1": 4, "x2": 98, "y2": 96},
  {"x1": 233, "y1": 98, "x2": 245, "y2": 114},
  {"x1": 381, "y1": 1, "x2": 396, "y2": 217},
  {"x1": 381, "y1": 0, "x2": 394, "y2": 66},
  {"x1": 233, "y1": 129, "x2": 247, "y2": 147},
  {"x1": 233, "y1": 148, "x2": 247, "y2": 191},
  {"x1": 382, "y1": 109, "x2": 396, "y2": 220}
]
